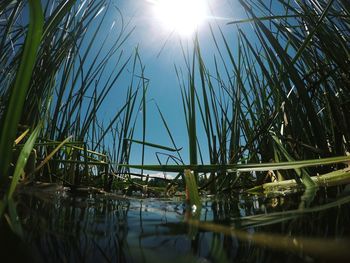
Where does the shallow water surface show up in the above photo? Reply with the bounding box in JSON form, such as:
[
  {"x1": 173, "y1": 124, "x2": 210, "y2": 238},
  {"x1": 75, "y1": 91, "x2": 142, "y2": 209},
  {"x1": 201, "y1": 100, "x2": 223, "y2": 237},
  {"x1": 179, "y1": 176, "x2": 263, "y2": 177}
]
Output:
[{"x1": 10, "y1": 185, "x2": 350, "y2": 262}]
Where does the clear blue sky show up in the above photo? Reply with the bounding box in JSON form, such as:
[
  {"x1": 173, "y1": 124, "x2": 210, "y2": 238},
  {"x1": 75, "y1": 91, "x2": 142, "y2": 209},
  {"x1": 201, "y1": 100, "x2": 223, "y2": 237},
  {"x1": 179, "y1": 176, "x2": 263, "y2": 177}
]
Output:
[
  {"x1": 85, "y1": 0, "x2": 285, "y2": 176},
  {"x1": 101, "y1": 0, "x2": 246, "y2": 168}
]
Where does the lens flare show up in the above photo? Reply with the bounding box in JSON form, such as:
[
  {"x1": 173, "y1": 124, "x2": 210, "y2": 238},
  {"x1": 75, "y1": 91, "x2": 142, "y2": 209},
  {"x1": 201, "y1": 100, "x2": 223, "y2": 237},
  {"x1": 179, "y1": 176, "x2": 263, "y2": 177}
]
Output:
[{"x1": 152, "y1": 0, "x2": 208, "y2": 36}]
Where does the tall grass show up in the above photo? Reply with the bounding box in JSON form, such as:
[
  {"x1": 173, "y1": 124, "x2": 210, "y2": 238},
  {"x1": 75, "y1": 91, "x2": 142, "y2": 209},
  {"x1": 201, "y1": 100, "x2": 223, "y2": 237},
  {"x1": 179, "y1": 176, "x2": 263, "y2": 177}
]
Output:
[
  {"x1": 123, "y1": 0, "x2": 349, "y2": 194},
  {"x1": 0, "y1": 0, "x2": 145, "y2": 190},
  {"x1": 1, "y1": 0, "x2": 349, "y2": 196},
  {"x1": 174, "y1": 0, "x2": 350, "y2": 192}
]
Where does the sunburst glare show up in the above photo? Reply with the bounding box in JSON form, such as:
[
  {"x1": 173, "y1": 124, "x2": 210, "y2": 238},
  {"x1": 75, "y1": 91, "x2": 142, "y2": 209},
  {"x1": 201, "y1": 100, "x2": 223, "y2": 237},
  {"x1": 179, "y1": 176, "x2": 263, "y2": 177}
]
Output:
[{"x1": 150, "y1": 0, "x2": 209, "y2": 37}]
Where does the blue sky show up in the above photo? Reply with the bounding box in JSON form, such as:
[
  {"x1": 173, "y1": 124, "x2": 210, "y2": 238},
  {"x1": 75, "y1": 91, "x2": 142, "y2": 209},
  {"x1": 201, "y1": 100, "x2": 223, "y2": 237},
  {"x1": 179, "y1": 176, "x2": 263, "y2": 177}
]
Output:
[
  {"x1": 12, "y1": 1, "x2": 269, "y2": 168},
  {"x1": 102, "y1": 0, "x2": 247, "y2": 167},
  {"x1": 79, "y1": 0, "x2": 289, "y2": 174}
]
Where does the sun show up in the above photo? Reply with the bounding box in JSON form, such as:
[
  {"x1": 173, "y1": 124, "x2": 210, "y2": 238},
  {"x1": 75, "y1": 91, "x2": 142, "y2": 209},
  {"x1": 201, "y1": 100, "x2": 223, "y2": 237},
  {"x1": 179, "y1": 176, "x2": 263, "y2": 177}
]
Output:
[{"x1": 151, "y1": 0, "x2": 208, "y2": 37}]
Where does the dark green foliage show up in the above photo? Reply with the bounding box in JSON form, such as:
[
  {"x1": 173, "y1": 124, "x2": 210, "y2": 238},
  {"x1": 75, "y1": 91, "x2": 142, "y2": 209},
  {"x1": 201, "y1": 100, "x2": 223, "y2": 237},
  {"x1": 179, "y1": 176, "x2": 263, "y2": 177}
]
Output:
[
  {"x1": 176, "y1": 0, "x2": 350, "y2": 191},
  {"x1": 0, "y1": 0, "x2": 144, "y2": 189}
]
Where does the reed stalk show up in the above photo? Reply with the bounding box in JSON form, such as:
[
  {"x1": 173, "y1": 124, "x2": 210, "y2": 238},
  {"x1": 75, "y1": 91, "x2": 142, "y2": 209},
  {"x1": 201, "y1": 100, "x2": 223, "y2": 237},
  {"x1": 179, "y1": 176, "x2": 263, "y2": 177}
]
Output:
[{"x1": 0, "y1": 0, "x2": 43, "y2": 184}]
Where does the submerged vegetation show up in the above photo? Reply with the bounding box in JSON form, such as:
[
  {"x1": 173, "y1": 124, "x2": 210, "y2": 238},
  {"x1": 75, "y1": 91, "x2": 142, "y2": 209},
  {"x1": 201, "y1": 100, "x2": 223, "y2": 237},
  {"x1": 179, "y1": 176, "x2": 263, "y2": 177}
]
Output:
[{"x1": 0, "y1": 0, "x2": 350, "y2": 262}]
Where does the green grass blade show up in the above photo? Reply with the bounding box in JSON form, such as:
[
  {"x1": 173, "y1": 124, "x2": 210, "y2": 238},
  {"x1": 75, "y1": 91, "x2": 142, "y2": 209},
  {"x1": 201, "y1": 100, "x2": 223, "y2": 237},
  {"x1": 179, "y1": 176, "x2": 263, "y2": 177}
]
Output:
[
  {"x1": 125, "y1": 139, "x2": 182, "y2": 152},
  {"x1": 228, "y1": 14, "x2": 305, "y2": 25},
  {"x1": 42, "y1": 0, "x2": 76, "y2": 39},
  {"x1": 155, "y1": 103, "x2": 184, "y2": 164},
  {"x1": 184, "y1": 169, "x2": 200, "y2": 208},
  {"x1": 121, "y1": 155, "x2": 350, "y2": 173},
  {"x1": 0, "y1": 0, "x2": 43, "y2": 182},
  {"x1": 272, "y1": 134, "x2": 316, "y2": 188},
  {"x1": 290, "y1": 0, "x2": 336, "y2": 65},
  {"x1": 5, "y1": 198, "x2": 23, "y2": 237},
  {"x1": 8, "y1": 123, "x2": 42, "y2": 198}
]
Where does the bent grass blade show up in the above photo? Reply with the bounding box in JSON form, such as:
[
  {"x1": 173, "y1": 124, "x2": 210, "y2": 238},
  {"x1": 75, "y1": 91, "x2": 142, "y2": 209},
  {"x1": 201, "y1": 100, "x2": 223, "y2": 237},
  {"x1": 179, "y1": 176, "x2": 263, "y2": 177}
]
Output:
[
  {"x1": 0, "y1": 0, "x2": 43, "y2": 182},
  {"x1": 125, "y1": 139, "x2": 182, "y2": 152},
  {"x1": 8, "y1": 123, "x2": 42, "y2": 198},
  {"x1": 187, "y1": 219, "x2": 350, "y2": 261},
  {"x1": 34, "y1": 135, "x2": 73, "y2": 173},
  {"x1": 121, "y1": 155, "x2": 350, "y2": 173}
]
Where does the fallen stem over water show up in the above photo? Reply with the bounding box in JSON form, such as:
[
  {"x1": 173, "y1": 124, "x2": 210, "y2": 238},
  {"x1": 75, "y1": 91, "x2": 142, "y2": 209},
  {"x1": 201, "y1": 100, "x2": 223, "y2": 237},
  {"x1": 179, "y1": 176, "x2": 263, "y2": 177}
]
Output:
[{"x1": 187, "y1": 219, "x2": 350, "y2": 261}]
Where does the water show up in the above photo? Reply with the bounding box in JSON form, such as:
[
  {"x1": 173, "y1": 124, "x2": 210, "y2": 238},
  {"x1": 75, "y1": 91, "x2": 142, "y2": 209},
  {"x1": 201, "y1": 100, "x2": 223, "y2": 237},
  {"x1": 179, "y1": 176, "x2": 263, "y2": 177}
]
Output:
[{"x1": 3, "y1": 185, "x2": 350, "y2": 262}]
